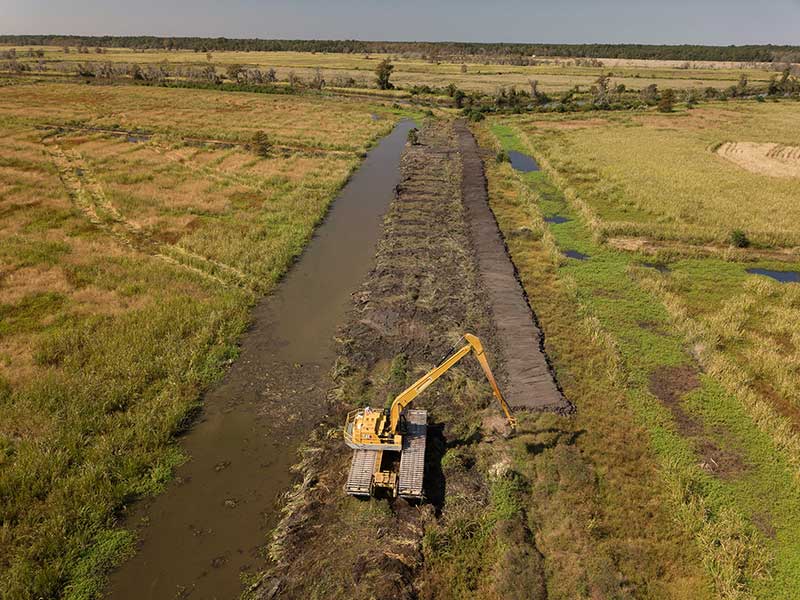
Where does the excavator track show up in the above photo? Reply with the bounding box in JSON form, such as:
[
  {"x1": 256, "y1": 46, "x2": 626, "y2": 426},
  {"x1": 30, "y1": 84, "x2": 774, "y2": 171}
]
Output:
[
  {"x1": 345, "y1": 449, "x2": 380, "y2": 496},
  {"x1": 398, "y1": 409, "x2": 427, "y2": 499}
]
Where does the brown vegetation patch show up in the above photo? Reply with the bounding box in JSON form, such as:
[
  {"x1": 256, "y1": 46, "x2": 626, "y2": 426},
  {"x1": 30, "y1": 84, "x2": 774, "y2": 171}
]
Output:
[
  {"x1": 606, "y1": 237, "x2": 800, "y2": 263},
  {"x1": 650, "y1": 366, "x2": 748, "y2": 479},
  {"x1": 0, "y1": 266, "x2": 70, "y2": 304},
  {"x1": 716, "y1": 142, "x2": 800, "y2": 178}
]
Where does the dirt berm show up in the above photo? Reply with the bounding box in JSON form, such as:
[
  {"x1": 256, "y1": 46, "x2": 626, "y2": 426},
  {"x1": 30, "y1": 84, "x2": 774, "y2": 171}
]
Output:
[{"x1": 246, "y1": 119, "x2": 562, "y2": 599}]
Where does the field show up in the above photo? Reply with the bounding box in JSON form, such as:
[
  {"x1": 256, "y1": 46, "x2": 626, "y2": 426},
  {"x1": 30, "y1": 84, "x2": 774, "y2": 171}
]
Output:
[
  {"x1": 0, "y1": 81, "x2": 410, "y2": 597},
  {"x1": 1, "y1": 45, "x2": 790, "y2": 93},
  {"x1": 499, "y1": 102, "x2": 800, "y2": 247},
  {"x1": 2, "y1": 59, "x2": 800, "y2": 600},
  {"x1": 484, "y1": 103, "x2": 800, "y2": 598}
]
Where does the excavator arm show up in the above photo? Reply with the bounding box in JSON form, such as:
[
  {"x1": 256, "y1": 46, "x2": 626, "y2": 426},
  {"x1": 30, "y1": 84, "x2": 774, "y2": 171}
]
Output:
[{"x1": 388, "y1": 333, "x2": 517, "y2": 434}]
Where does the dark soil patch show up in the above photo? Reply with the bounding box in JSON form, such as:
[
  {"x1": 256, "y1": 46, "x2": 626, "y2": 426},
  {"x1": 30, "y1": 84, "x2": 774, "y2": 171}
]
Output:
[
  {"x1": 456, "y1": 120, "x2": 569, "y2": 414},
  {"x1": 649, "y1": 366, "x2": 748, "y2": 479}
]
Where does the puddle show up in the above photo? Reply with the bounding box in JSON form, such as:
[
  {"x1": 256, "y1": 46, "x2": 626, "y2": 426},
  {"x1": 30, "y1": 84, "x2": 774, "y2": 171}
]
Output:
[
  {"x1": 126, "y1": 134, "x2": 151, "y2": 143},
  {"x1": 106, "y1": 119, "x2": 417, "y2": 600},
  {"x1": 545, "y1": 215, "x2": 570, "y2": 224},
  {"x1": 643, "y1": 262, "x2": 671, "y2": 273},
  {"x1": 508, "y1": 150, "x2": 540, "y2": 172},
  {"x1": 563, "y1": 250, "x2": 589, "y2": 260},
  {"x1": 184, "y1": 139, "x2": 237, "y2": 149},
  {"x1": 747, "y1": 268, "x2": 800, "y2": 283}
]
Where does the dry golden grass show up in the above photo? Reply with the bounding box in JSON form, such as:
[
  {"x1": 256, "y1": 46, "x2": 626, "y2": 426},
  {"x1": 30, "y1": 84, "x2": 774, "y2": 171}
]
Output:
[
  {"x1": 0, "y1": 82, "x2": 395, "y2": 151},
  {"x1": 503, "y1": 102, "x2": 800, "y2": 248},
  {"x1": 717, "y1": 142, "x2": 800, "y2": 178}
]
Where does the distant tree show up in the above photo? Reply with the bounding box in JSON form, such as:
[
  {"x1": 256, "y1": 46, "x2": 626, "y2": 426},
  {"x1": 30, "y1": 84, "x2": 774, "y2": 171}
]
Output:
[
  {"x1": 461, "y1": 63, "x2": 468, "y2": 74},
  {"x1": 36, "y1": 49, "x2": 44, "y2": 57},
  {"x1": 453, "y1": 88, "x2": 466, "y2": 108},
  {"x1": 206, "y1": 52, "x2": 213, "y2": 62},
  {"x1": 251, "y1": 130, "x2": 272, "y2": 157},
  {"x1": 735, "y1": 73, "x2": 749, "y2": 96},
  {"x1": 129, "y1": 64, "x2": 144, "y2": 80},
  {"x1": 641, "y1": 83, "x2": 659, "y2": 104},
  {"x1": 310, "y1": 67, "x2": 325, "y2": 89},
  {"x1": 287, "y1": 70, "x2": 299, "y2": 88},
  {"x1": 375, "y1": 58, "x2": 394, "y2": 90},
  {"x1": 594, "y1": 73, "x2": 611, "y2": 106},
  {"x1": 265, "y1": 68, "x2": 277, "y2": 83},
  {"x1": 658, "y1": 88, "x2": 675, "y2": 112},
  {"x1": 225, "y1": 64, "x2": 244, "y2": 81}
]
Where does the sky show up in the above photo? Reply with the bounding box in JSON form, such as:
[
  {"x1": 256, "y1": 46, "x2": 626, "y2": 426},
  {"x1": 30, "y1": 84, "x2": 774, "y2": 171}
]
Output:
[{"x1": 2, "y1": 0, "x2": 800, "y2": 45}]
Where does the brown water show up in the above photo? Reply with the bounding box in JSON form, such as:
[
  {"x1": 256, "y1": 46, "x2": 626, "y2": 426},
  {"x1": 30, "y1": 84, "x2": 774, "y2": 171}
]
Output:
[{"x1": 107, "y1": 119, "x2": 416, "y2": 600}]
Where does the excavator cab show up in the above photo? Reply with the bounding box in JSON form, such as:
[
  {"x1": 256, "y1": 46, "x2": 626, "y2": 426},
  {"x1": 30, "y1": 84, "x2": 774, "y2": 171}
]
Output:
[{"x1": 343, "y1": 334, "x2": 516, "y2": 499}]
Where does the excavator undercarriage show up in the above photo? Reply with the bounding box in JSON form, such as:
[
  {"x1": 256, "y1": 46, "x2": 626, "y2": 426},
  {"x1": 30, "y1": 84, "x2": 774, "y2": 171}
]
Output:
[{"x1": 343, "y1": 334, "x2": 515, "y2": 499}]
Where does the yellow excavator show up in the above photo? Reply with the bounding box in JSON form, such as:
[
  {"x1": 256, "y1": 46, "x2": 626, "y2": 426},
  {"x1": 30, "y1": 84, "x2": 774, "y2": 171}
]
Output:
[{"x1": 343, "y1": 333, "x2": 516, "y2": 499}]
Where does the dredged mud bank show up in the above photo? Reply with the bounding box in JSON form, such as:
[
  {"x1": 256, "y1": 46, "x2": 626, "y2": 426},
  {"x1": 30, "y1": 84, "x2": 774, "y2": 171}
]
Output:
[
  {"x1": 247, "y1": 119, "x2": 560, "y2": 600},
  {"x1": 106, "y1": 119, "x2": 416, "y2": 600}
]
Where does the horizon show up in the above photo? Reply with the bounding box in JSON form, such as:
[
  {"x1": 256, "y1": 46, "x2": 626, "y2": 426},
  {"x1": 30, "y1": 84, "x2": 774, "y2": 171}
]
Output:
[{"x1": 3, "y1": 0, "x2": 800, "y2": 46}]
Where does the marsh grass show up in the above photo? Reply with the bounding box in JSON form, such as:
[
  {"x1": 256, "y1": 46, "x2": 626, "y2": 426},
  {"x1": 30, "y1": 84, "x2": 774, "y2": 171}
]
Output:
[{"x1": 484, "y1": 121, "x2": 800, "y2": 598}]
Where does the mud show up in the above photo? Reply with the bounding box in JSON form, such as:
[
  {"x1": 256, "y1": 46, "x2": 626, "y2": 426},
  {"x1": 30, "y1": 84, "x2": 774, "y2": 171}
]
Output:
[
  {"x1": 563, "y1": 250, "x2": 590, "y2": 261},
  {"x1": 649, "y1": 366, "x2": 748, "y2": 479},
  {"x1": 106, "y1": 119, "x2": 416, "y2": 600},
  {"x1": 455, "y1": 120, "x2": 569, "y2": 414},
  {"x1": 642, "y1": 262, "x2": 671, "y2": 273},
  {"x1": 250, "y1": 119, "x2": 552, "y2": 599}
]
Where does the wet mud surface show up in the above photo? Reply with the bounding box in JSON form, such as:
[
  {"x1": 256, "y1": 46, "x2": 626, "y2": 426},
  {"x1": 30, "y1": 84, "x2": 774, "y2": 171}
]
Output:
[
  {"x1": 107, "y1": 119, "x2": 416, "y2": 600},
  {"x1": 649, "y1": 365, "x2": 748, "y2": 479}
]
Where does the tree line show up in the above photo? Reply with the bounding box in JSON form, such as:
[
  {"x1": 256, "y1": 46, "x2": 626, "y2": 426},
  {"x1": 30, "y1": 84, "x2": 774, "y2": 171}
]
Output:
[{"x1": 1, "y1": 35, "x2": 799, "y2": 63}]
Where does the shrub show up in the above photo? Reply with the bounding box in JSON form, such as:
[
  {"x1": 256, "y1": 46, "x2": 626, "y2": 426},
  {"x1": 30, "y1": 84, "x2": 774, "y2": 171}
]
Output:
[
  {"x1": 730, "y1": 229, "x2": 750, "y2": 248},
  {"x1": 658, "y1": 88, "x2": 675, "y2": 113},
  {"x1": 407, "y1": 128, "x2": 419, "y2": 145},
  {"x1": 375, "y1": 58, "x2": 394, "y2": 90},
  {"x1": 250, "y1": 130, "x2": 272, "y2": 157},
  {"x1": 496, "y1": 150, "x2": 509, "y2": 163}
]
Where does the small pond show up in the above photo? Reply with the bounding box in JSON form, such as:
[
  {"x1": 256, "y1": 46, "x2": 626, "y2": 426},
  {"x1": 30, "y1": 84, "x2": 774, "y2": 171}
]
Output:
[
  {"x1": 545, "y1": 215, "x2": 570, "y2": 224},
  {"x1": 508, "y1": 150, "x2": 540, "y2": 172},
  {"x1": 746, "y1": 268, "x2": 800, "y2": 283}
]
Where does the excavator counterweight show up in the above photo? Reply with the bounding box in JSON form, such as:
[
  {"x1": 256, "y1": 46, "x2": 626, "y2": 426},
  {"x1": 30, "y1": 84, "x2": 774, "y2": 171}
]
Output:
[{"x1": 344, "y1": 334, "x2": 516, "y2": 499}]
